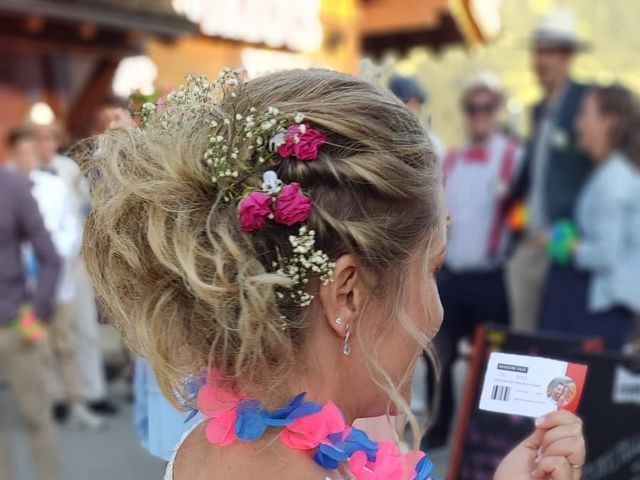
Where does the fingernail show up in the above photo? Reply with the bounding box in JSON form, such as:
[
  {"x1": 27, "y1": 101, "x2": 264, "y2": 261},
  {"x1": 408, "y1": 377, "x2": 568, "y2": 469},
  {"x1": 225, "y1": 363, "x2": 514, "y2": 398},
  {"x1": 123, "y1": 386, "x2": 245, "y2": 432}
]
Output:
[
  {"x1": 534, "y1": 447, "x2": 543, "y2": 463},
  {"x1": 535, "y1": 416, "x2": 546, "y2": 426}
]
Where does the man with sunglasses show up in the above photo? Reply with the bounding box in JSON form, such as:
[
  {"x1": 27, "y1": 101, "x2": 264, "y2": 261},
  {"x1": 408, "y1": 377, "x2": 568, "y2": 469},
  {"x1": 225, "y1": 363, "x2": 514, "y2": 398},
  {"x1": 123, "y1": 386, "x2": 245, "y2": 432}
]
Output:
[{"x1": 422, "y1": 72, "x2": 522, "y2": 450}]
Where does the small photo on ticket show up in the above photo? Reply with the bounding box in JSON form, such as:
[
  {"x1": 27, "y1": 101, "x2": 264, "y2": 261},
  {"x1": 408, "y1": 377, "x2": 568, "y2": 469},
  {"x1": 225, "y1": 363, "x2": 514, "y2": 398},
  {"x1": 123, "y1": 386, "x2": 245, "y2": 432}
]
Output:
[{"x1": 479, "y1": 352, "x2": 588, "y2": 418}]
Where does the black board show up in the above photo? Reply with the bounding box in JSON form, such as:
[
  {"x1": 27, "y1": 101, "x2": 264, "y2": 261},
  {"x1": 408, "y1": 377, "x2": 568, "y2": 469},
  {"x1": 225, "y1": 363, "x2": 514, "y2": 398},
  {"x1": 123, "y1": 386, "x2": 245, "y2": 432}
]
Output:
[
  {"x1": 570, "y1": 351, "x2": 640, "y2": 480},
  {"x1": 447, "y1": 324, "x2": 605, "y2": 480}
]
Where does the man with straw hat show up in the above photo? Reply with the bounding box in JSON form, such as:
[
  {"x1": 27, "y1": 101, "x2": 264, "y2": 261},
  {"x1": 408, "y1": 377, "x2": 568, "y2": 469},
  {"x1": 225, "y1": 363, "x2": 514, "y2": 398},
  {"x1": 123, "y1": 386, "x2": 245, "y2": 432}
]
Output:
[
  {"x1": 506, "y1": 7, "x2": 593, "y2": 332},
  {"x1": 422, "y1": 71, "x2": 522, "y2": 450}
]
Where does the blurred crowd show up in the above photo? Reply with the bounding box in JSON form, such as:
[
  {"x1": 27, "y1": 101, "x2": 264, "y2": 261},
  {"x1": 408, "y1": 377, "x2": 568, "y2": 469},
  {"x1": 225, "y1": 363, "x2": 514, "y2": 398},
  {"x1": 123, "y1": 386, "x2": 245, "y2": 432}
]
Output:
[
  {"x1": 0, "y1": 104, "x2": 130, "y2": 479},
  {"x1": 1, "y1": 6, "x2": 639, "y2": 480},
  {"x1": 398, "y1": 8, "x2": 640, "y2": 452}
]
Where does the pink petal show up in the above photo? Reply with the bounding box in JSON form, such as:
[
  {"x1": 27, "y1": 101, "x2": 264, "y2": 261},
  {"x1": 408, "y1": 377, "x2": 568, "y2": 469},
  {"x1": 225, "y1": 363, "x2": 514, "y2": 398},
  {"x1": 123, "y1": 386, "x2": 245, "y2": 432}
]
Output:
[
  {"x1": 196, "y1": 371, "x2": 242, "y2": 418},
  {"x1": 280, "y1": 401, "x2": 346, "y2": 450},
  {"x1": 403, "y1": 450, "x2": 426, "y2": 473},
  {"x1": 349, "y1": 450, "x2": 369, "y2": 475},
  {"x1": 204, "y1": 413, "x2": 237, "y2": 446},
  {"x1": 321, "y1": 401, "x2": 347, "y2": 433},
  {"x1": 197, "y1": 383, "x2": 239, "y2": 414},
  {"x1": 370, "y1": 442, "x2": 404, "y2": 479},
  {"x1": 280, "y1": 428, "x2": 320, "y2": 450}
]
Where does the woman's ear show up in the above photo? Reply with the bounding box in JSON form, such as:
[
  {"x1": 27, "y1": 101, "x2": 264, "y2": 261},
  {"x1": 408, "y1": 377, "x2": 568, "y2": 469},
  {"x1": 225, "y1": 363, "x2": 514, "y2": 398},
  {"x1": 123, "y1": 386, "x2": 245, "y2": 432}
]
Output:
[{"x1": 317, "y1": 254, "x2": 365, "y2": 337}]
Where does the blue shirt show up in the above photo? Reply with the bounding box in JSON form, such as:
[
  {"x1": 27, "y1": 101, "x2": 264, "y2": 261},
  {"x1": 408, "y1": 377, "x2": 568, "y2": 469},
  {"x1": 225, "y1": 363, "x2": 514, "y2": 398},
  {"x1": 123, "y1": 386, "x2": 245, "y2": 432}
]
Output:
[
  {"x1": 575, "y1": 152, "x2": 640, "y2": 312},
  {"x1": 133, "y1": 358, "x2": 202, "y2": 462}
]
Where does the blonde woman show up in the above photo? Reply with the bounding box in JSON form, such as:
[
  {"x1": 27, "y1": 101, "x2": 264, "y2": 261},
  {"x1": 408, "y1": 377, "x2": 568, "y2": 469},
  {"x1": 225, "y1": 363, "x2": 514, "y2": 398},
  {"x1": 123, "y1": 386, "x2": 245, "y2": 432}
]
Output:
[{"x1": 80, "y1": 69, "x2": 585, "y2": 480}]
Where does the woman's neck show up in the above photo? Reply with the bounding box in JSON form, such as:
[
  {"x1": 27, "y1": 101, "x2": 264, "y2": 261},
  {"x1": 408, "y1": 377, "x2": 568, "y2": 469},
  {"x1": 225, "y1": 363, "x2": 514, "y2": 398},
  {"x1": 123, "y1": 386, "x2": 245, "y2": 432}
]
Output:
[
  {"x1": 593, "y1": 147, "x2": 614, "y2": 165},
  {"x1": 286, "y1": 371, "x2": 357, "y2": 424}
]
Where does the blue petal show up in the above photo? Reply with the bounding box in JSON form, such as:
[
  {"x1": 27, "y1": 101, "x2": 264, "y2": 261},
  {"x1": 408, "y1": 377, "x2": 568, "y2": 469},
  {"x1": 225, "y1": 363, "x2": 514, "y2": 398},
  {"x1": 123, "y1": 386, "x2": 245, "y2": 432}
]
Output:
[
  {"x1": 270, "y1": 392, "x2": 306, "y2": 419},
  {"x1": 266, "y1": 417, "x2": 295, "y2": 427},
  {"x1": 180, "y1": 373, "x2": 207, "y2": 418},
  {"x1": 344, "y1": 427, "x2": 378, "y2": 460},
  {"x1": 346, "y1": 428, "x2": 377, "y2": 449},
  {"x1": 313, "y1": 447, "x2": 341, "y2": 470},
  {"x1": 183, "y1": 374, "x2": 206, "y2": 399},
  {"x1": 288, "y1": 401, "x2": 322, "y2": 419},
  {"x1": 315, "y1": 427, "x2": 379, "y2": 466},
  {"x1": 267, "y1": 392, "x2": 322, "y2": 426},
  {"x1": 235, "y1": 400, "x2": 269, "y2": 441},
  {"x1": 413, "y1": 455, "x2": 435, "y2": 480},
  {"x1": 183, "y1": 409, "x2": 199, "y2": 424},
  {"x1": 317, "y1": 443, "x2": 351, "y2": 462}
]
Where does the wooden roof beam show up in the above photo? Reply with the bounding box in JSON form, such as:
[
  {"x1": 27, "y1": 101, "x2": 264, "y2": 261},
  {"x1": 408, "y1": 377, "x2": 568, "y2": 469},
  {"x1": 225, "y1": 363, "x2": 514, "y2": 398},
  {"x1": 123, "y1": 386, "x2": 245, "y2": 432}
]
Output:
[{"x1": 360, "y1": 0, "x2": 450, "y2": 34}]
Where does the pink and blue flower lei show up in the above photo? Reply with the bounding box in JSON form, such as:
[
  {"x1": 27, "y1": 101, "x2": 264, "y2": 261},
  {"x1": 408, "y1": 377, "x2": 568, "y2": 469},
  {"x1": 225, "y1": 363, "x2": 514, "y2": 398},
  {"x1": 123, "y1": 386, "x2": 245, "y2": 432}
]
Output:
[{"x1": 191, "y1": 372, "x2": 436, "y2": 480}]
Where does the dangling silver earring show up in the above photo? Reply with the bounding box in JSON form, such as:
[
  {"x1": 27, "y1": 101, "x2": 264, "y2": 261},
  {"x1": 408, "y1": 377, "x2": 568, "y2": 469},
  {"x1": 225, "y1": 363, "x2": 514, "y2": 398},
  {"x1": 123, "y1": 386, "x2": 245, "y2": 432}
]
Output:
[
  {"x1": 335, "y1": 316, "x2": 343, "y2": 326},
  {"x1": 342, "y1": 325, "x2": 351, "y2": 356}
]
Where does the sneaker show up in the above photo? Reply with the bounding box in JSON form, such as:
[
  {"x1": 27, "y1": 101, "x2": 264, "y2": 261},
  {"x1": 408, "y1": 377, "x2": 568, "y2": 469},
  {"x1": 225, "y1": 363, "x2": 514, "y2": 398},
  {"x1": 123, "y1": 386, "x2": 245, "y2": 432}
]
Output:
[
  {"x1": 88, "y1": 399, "x2": 119, "y2": 416},
  {"x1": 68, "y1": 403, "x2": 106, "y2": 432},
  {"x1": 52, "y1": 402, "x2": 70, "y2": 423}
]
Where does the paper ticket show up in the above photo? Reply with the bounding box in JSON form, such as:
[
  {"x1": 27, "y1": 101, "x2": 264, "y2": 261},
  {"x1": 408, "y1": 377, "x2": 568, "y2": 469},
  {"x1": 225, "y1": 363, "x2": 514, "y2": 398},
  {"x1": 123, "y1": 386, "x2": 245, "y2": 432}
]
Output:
[{"x1": 479, "y1": 352, "x2": 588, "y2": 418}]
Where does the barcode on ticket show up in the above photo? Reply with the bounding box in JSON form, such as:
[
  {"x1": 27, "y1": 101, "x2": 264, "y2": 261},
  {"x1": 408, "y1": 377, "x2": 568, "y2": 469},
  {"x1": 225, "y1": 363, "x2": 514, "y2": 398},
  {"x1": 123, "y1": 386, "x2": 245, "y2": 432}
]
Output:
[{"x1": 491, "y1": 385, "x2": 511, "y2": 401}]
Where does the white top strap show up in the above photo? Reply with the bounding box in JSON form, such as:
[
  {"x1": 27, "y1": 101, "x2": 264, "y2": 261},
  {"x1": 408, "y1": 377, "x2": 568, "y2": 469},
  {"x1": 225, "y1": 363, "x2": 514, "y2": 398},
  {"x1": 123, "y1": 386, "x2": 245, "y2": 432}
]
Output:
[
  {"x1": 164, "y1": 418, "x2": 343, "y2": 480},
  {"x1": 164, "y1": 418, "x2": 206, "y2": 480}
]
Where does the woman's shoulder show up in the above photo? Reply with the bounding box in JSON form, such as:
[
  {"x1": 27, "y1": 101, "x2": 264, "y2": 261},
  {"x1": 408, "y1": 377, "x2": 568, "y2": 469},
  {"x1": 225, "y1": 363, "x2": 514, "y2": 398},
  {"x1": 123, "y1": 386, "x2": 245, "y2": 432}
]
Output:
[
  {"x1": 603, "y1": 153, "x2": 637, "y2": 180},
  {"x1": 164, "y1": 419, "x2": 206, "y2": 480},
  {"x1": 592, "y1": 153, "x2": 637, "y2": 199},
  {"x1": 169, "y1": 421, "x2": 342, "y2": 480}
]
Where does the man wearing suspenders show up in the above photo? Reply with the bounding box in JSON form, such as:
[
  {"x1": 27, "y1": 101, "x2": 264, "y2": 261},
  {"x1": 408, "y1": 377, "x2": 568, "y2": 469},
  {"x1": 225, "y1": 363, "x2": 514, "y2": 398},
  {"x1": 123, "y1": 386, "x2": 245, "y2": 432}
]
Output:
[{"x1": 423, "y1": 72, "x2": 523, "y2": 450}]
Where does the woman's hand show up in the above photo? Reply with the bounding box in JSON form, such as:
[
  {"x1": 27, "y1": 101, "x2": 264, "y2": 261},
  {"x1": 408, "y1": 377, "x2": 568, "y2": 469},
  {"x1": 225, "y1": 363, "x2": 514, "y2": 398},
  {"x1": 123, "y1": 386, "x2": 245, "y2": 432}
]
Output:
[{"x1": 494, "y1": 410, "x2": 585, "y2": 480}]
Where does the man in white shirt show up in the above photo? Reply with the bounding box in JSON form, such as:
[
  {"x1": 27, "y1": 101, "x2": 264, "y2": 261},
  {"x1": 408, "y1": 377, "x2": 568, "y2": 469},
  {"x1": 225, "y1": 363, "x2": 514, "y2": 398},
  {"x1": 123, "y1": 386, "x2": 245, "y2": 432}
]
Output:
[
  {"x1": 34, "y1": 123, "x2": 116, "y2": 417},
  {"x1": 422, "y1": 73, "x2": 522, "y2": 450},
  {"x1": 12, "y1": 127, "x2": 104, "y2": 431}
]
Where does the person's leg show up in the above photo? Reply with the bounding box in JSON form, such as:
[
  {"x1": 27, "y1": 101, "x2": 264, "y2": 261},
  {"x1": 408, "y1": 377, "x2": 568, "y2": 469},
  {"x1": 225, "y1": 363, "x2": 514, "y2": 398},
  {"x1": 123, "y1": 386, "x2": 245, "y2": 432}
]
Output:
[
  {"x1": 49, "y1": 303, "x2": 83, "y2": 404},
  {"x1": 0, "y1": 328, "x2": 16, "y2": 480},
  {"x1": 506, "y1": 237, "x2": 549, "y2": 331},
  {"x1": 539, "y1": 265, "x2": 589, "y2": 335},
  {"x1": 49, "y1": 303, "x2": 105, "y2": 431},
  {"x1": 469, "y1": 269, "x2": 510, "y2": 327},
  {"x1": 423, "y1": 269, "x2": 465, "y2": 449},
  {"x1": 3, "y1": 329, "x2": 61, "y2": 480},
  {"x1": 72, "y1": 260, "x2": 111, "y2": 407}
]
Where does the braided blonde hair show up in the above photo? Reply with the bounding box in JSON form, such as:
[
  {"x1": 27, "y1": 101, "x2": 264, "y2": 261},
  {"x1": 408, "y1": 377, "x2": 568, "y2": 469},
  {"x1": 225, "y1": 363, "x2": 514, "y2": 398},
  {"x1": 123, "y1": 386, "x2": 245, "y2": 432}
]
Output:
[{"x1": 80, "y1": 69, "x2": 442, "y2": 427}]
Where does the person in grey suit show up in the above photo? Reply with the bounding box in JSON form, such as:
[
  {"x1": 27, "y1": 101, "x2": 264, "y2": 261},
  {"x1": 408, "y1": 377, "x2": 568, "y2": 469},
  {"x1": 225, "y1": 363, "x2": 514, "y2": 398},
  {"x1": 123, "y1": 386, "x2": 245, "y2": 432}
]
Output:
[
  {"x1": 0, "y1": 130, "x2": 62, "y2": 480},
  {"x1": 506, "y1": 8, "x2": 593, "y2": 332},
  {"x1": 539, "y1": 84, "x2": 640, "y2": 351}
]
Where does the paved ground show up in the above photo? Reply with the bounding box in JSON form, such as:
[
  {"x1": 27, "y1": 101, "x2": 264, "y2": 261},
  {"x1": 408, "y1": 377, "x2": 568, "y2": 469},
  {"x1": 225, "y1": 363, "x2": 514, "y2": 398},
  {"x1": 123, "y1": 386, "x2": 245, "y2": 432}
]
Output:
[{"x1": 2, "y1": 384, "x2": 165, "y2": 480}]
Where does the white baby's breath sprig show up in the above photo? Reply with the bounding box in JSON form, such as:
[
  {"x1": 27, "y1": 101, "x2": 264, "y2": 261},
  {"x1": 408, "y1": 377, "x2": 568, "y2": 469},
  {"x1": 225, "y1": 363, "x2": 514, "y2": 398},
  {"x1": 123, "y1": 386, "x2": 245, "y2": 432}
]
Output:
[
  {"x1": 276, "y1": 227, "x2": 335, "y2": 307},
  {"x1": 137, "y1": 69, "x2": 328, "y2": 308}
]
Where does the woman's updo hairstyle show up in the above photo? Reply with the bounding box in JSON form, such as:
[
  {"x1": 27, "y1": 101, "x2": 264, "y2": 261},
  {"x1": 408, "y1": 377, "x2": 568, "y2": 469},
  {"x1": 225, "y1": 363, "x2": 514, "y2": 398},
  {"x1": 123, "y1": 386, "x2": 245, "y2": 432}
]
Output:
[
  {"x1": 80, "y1": 68, "x2": 442, "y2": 403},
  {"x1": 592, "y1": 83, "x2": 640, "y2": 168}
]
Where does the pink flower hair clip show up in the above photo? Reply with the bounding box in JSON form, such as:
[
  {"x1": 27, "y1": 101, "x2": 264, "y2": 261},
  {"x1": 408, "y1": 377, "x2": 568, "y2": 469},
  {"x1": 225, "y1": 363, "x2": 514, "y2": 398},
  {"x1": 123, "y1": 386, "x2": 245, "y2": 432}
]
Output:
[
  {"x1": 238, "y1": 171, "x2": 333, "y2": 307},
  {"x1": 275, "y1": 123, "x2": 326, "y2": 161},
  {"x1": 140, "y1": 70, "x2": 334, "y2": 308},
  {"x1": 238, "y1": 171, "x2": 313, "y2": 233}
]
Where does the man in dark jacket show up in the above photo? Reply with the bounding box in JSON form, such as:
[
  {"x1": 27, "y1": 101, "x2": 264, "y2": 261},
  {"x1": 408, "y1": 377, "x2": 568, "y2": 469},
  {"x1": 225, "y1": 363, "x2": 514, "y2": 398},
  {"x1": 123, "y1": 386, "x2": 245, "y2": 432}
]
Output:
[
  {"x1": 506, "y1": 8, "x2": 593, "y2": 332},
  {"x1": 0, "y1": 130, "x2": 62, "y2": 480}
]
